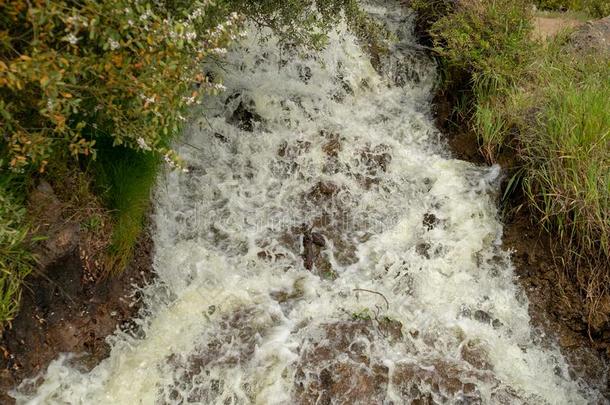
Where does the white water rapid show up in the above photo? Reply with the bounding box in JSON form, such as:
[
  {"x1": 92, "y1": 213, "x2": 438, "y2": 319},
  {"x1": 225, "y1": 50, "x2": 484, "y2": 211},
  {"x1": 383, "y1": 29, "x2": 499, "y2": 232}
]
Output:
[{"x1": 13, "y1": 2, "x2": 603, "y2": 404}]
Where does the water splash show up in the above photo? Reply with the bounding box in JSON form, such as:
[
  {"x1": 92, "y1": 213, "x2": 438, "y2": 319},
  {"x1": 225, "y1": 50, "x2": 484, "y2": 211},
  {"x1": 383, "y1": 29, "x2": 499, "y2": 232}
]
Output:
[{"x1": 14, "y1": 2, "x2": 600, "y2": 404}]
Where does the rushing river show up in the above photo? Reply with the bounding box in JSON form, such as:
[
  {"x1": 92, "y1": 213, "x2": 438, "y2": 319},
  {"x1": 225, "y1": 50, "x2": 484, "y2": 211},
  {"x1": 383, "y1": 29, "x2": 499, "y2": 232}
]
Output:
[{"x1": 14, "y1": 2, "x2": 602, "y2": 404}]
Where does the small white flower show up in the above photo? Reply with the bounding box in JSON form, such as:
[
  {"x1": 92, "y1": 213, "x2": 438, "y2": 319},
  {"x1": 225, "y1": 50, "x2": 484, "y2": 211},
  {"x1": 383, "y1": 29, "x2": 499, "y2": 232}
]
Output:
[
  {"x1": 190, "y1": 8, "x2": 204, "y2": 20},
  {"x1": 108, "y1": 38, "x2": 120, "y2": 50},
  {"x1": 140, "y1": 94, "x2": 156, "y2": 104},
  {"x1": 65, "y1": 33, "x2": 79, "y2": 45},
  {"x1": 210, "y1": 48, "x2": 227, "y2": 55},
  {"x1": 137, "y1": 137, "x2": 151, "y2": 151},
  {"x1": 183, "y1": 95, "x2": 196, "y2": 105},
  {"x1": 163, "y1": 153, "x2": 176, "y2": 168}
]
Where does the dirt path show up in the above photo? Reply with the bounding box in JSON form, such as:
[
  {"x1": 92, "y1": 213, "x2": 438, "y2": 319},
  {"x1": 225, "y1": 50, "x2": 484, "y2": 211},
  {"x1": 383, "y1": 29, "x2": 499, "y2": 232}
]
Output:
[{"x1": 533, "y1": 16, "x2": 584, "y2": 40}]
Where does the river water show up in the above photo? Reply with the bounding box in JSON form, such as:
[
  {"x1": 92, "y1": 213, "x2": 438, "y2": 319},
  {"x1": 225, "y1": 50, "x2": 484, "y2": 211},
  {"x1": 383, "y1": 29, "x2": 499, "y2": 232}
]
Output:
[{"x1": 14, "y1": 2, "x2": 602, "y2": 404}]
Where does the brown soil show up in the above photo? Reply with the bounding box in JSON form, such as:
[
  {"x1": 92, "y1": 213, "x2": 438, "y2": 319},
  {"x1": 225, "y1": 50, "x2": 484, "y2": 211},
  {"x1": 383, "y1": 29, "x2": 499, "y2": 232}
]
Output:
[{"x1": 0, "y1": 221, "x2": 154, "y2": 403}]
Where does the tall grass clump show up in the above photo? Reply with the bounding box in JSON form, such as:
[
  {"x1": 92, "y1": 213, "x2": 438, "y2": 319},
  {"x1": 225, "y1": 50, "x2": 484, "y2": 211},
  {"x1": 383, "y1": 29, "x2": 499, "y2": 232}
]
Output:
[
  {"x1": 0, "y1": 175, "x2": 35, "y2": 324},
  {"x1": 92, "y1": 145, "x2": 159, "y2": 273},
  {"x1": 521, "y1": 51, "x2": 610, "y2": 265}
]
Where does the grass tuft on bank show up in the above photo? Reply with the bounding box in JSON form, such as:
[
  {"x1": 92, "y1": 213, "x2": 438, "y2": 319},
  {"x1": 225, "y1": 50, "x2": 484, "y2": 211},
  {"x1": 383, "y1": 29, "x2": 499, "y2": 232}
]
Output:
[
  {"x1": 535, "y1": 0, "x2": 610, "y2": 18},
  {"x1": 92, "y1": 146, "x2": 160, "y2": 274},
  {"x1": 520, "y1": 50, "x2": 609, "y2": 264}
]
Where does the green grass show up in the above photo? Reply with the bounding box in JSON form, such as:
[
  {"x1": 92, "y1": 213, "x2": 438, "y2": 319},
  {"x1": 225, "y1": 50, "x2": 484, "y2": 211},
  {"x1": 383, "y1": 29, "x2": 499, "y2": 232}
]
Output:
[
  {"x1": 91, "y1": 145, "x2": 160, "y2": 274},
  {"x1": 0, "y1": 173, "x2": 35, "y2": 325},
  {"x1": 474, "y1": 99, "x2": 510, "y2": 162},
  {"x1": 521, "y1": 51, "x2": 610, "y2": 263},
  {"x1": 535, "y1": 0, "x2": 610, "y2": 18}
]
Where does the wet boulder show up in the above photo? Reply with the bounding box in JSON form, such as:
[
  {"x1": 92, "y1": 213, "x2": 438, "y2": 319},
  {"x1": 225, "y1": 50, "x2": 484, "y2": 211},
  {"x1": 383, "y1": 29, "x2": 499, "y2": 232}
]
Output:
[{"x1": 225, "y1": 93, "x2": 263, "y2": 132}]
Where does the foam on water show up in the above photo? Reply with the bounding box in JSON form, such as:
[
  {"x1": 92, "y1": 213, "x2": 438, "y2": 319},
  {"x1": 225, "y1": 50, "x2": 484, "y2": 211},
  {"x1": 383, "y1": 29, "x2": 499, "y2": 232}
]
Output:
[{"x1": 13, "y1": 2, "x2": 601, "y2": 404}]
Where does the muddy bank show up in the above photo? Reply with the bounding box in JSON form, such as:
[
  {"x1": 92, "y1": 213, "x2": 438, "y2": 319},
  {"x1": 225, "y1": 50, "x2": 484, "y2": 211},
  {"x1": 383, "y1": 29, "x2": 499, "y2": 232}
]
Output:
[{"x1": 0, "y1": 219, "x2": 154, "y2": 403}]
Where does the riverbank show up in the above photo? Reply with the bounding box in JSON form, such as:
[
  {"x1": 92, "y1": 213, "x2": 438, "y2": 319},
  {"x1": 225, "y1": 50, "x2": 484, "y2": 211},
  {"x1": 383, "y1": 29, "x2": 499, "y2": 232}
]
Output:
[
  {"x1": 440, "y1": 111, "x2": 610, "y2": 396},
  {"x1": 0, "y1": 215, "x2": 154, "y2": 403},
  {"x1": 414, "y1": 0, "x2": 610, "y2": 395}
]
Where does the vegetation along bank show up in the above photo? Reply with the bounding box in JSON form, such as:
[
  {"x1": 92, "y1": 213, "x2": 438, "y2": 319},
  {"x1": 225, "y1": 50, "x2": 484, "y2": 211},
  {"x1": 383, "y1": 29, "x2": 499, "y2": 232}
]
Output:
[{"x1": 409, "y1": 0, "x2": 610, "y2": 362}]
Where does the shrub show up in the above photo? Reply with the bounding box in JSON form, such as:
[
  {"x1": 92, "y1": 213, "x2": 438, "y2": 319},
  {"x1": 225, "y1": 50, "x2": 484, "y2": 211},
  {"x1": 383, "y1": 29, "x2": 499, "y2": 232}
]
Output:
[
  {"x1": 0, "y1": 0, "x2": 243, "y2": 173},
  {"x1": 426, "y1": 0, "x2": 534, "y2": 91}
]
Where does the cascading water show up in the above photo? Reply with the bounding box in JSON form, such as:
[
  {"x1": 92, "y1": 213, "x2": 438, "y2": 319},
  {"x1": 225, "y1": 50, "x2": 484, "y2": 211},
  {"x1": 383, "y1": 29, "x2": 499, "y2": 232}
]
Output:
[{"x1": 13, "y1": 2, "x2": 603, "y2": 404}]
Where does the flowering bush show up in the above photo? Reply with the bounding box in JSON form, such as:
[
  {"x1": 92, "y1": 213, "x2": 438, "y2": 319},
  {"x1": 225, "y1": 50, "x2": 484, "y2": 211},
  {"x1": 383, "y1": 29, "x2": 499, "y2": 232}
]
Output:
[
  {"x1": 0, "y1": 0, "x2": 383, "y2": 173},
  {"x1": 0, "y1": 0, "x2": 243, "y2": 172}
]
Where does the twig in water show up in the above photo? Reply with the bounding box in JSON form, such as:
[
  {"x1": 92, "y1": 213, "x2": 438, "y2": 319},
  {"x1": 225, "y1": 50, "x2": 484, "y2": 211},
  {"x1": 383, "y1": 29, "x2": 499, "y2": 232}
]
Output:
[
  {"x1": 180, "y1": 141, "x2": 204, "y2": 152},
  {"x1": 353, "y1": 288, "x2": 389, "y2": 310}
]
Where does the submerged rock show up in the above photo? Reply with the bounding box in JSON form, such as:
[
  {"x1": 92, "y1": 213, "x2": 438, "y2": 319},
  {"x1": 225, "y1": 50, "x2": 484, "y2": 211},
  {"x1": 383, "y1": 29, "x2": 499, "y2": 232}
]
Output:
[{"x1": 225, "y1": 93, "x2": 263, "y2": 132}]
